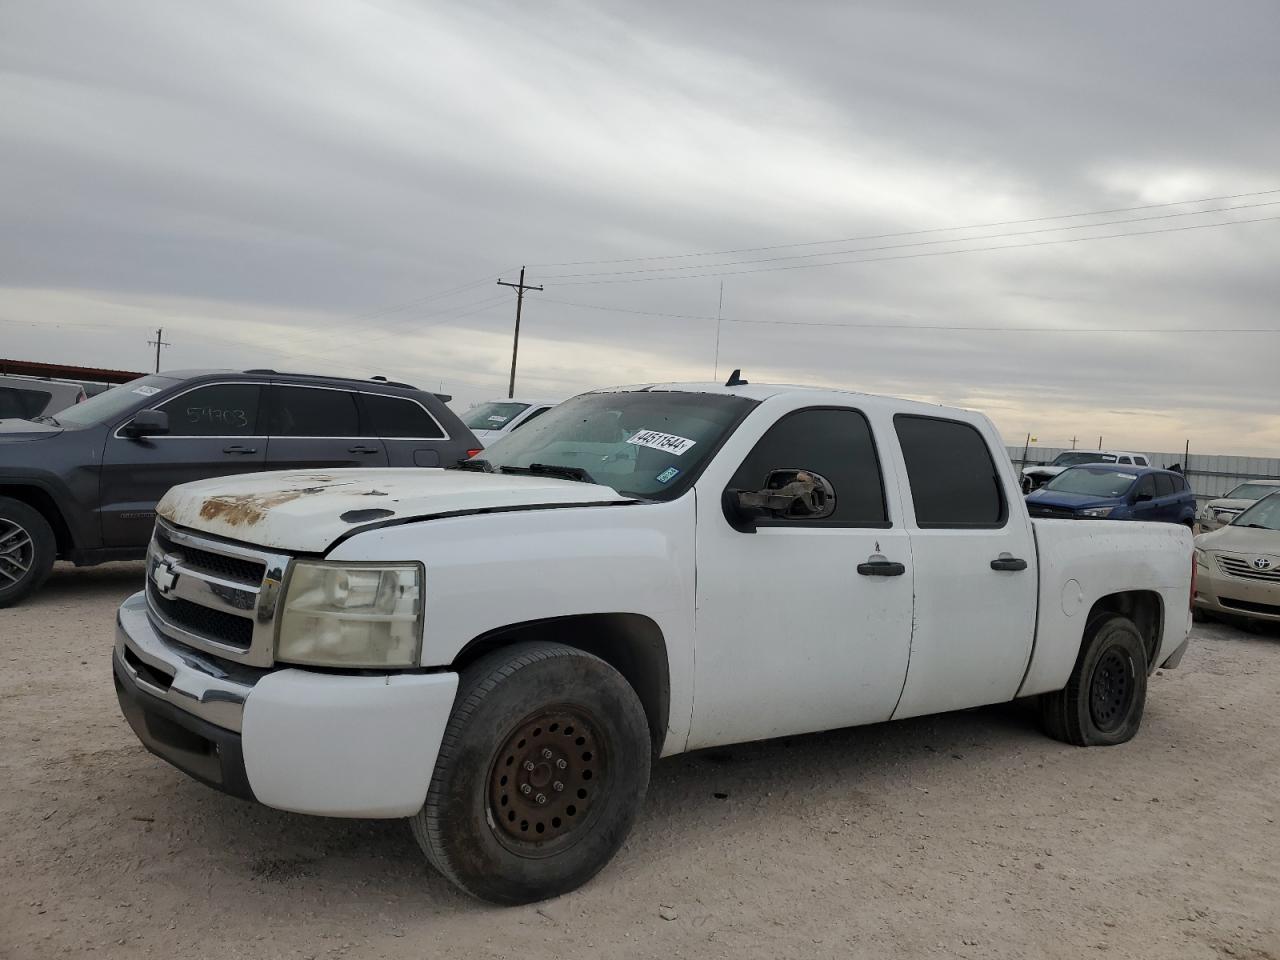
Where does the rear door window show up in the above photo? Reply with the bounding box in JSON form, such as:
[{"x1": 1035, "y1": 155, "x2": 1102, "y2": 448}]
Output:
[
  {"x1": 157, "y1": 383, "x2": 261, "y2": 437},
  {"x1": 363, "y1": 394, "x2": 444, "y2": 439},
  {"x1": 894, "y1": 415, "x2": 1006, "y2": 528},
  {"x1": 266, "y1": 386, "x2": 359, "y2": 437},
  {"x1": 730, "y1": 407, "x2": 888, "y2": 526},
  {"x1": 1154, "y1": 474, "x2": 1176, "y2": 497}
]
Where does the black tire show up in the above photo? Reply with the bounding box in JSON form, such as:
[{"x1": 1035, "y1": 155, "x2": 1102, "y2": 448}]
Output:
[
  {"x1": 0, "y1": 497, "x2": 56, "y2": 608},
  {"x1": 1039, "y1": 615, "x2": 1148, "y2": 747},
  {"x1": 411, "y1": 642, "x2": 651, "y2": 905}
]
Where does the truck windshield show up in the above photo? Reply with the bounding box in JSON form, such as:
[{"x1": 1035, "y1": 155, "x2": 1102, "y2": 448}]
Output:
[
  {"x1": 1051, "y1": 452, "x2": 1118, "y2": 467},
  {"x1": 471, "y1": 390, "x2": 758, "y2": 500},
  {"x1": 1231, "y1": 492, "x2": 1280, "y2": 530},
  {"x1": 464, "y1": 401, "x2": 530, "y2": 431},
  {"x1": 1043, "y1": 467, "x2": 1138, "y2": 498},
  {"x1": 1225, "y1": 482, "x2": 1279, "y2": 501},
  {"x1": 53, "y1": 375, "x2": 179, "y2": 429}
]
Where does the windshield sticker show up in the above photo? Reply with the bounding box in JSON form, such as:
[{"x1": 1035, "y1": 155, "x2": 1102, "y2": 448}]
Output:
[
  {"x1": 132, "y1": 385, "x2": 161, "y2": 397},
  {"x1": 487, "y1": 415, "x2": 509, "y2": 422},
  {"x1": 627, "y1": 429, "x2": 697, "y2": 456},
  {"x1": 1117, "y1": 473, "x2": 1138, "y2": 480},
  {"x1": 655, "y1": 466, "x2": 681, "y2": 484}
]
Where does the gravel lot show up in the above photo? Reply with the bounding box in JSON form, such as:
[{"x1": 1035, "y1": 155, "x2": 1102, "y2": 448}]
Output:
[{"x1": 2, "y1": 562, "x2": 1278, "y2": 960}]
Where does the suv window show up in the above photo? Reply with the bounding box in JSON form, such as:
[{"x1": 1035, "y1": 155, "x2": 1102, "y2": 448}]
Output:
[
  {"x1": 894, "y1": 415, "x2": 1006, "y2": 528},
  {"x1": 1134, "y1": 456, "x2": 1149, "y2": 466},
  {"x1": 157, "y1": 383, "x2": 261, "y2": 437},
  {"x1": 511, "y1": 405, "x2": 550, "y2": 431},
  {"x1": 1154, "y1": 473, "x2": 1176, "y2": 497},
  {"x1": 1118, "y1": 456, "x2": 1132, "y2": 464},
  {"x1": 363, "y1": 393, "x2": 444, "y2": 439},
  {"x1": 1134, "y1": 474, "x2": 1156, "y2": 499},
  {"x1": 729, "y1": 407, "x2": 887, "y2": 526},
  {"x1": 267, "y1": 386, "x2": 359, "y2": 437}
]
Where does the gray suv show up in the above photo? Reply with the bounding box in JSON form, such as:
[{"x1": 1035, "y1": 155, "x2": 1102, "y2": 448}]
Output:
[{"x1": 0, "y1": 369, "x2": 479, "y2": 606}]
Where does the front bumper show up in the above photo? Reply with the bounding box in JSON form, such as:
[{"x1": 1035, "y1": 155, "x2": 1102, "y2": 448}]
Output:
[
  {"x1": 1194, "y1": 563, "x2": 1280, "y2": 623},
  {"x1": 114, "y1": 592, "x2": 459, "y2": 817}
]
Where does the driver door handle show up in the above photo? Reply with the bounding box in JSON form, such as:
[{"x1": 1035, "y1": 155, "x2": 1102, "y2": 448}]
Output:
[
  {"x1": 990, "y1": 555, "x2": 1028, "y2": 572},
  {"x1": 348, "y1": 445, "x2": 380, "y2": 454},
  {"x1": 222, "y1": 445, "x2": 257, "y2": 455},
  {"x1": 858, "y1": 558, "x2": 906, "y2": 577}
]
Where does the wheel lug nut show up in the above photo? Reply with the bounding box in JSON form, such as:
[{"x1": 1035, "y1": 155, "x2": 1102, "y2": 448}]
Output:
[
  {"x1": 520, "y1": 784, "x2": 532, "y2": 795},
  {"x1": 553, "y1": 781, "x2": 564, "y2": 792},
  {"x1": 541, "y1": 748, "x2": 553, "y2": 760},
  {"x1": 523, "y1": 761, "x2": 535, "y2": 771},
  {"x1": 556, "y1": 758, "x2": 567, "y2": 769},
  {"x1": 535, "y1": 793, "x2": 547, "y2": 804}
]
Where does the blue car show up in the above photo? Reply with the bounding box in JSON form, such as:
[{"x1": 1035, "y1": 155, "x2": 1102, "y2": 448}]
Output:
[{"x1": 1025, "y1": 464, "x2": 1196, "y2": 525}]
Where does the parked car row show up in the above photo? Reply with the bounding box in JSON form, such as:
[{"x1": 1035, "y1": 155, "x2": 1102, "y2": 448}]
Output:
[
  {"x1": 1194, "y1": 490, "x2": 1280, "y2": 627},
  {"x1": 1025, "y1": 464, "x2": 1196, "y2": 526},
  {"x1": 1021, "y1": 449, "x2": 1150, "y2": 492}
]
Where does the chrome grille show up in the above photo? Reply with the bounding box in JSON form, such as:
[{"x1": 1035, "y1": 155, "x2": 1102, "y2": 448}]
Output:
[
  {"x1": 145, "y1": 519, "x2": 291, "y2": 667},
  {"x1": 1215, "y1": 554, "x2": 1280, "y2": 583}
]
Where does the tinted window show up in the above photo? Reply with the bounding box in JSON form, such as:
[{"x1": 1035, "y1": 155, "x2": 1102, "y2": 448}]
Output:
[
  {"x1": 267, "y1": 386, "x2": 358, "y2": 437},
  {"x1": 730, "y1": 408, "x2": 887, "y2": 525},
  {"x1": 158, "y1": 383, "x2": 260, "y2": 437},
  {"x1": 894, "y1": 415, "x2": 1005, "y2": 528},
  {"x1": 1154, "y1": 473, "x2": 1176, "y2": 497},
  {"x1": 1044, "y1": 467, "x2": 1138, "y2": 498},
  {"x1": 511, "y1": 405, "x2": 550, "y2": 431},
  {"x1": 58, "y1": 375, "x2": 180, "y2": 429},
  {"x1": 1118, "y1": 456, "x2": 1132, "y2": 464},
  {"x1": 363, "y1": 394, "x2": 443, "y2": 439},
  {"x1": 1134, "y1": 457, "x2": 1149, "y2": 466},
  {"x1": 1134, "y1": 475, "x2": 1156, "y2": 499}
]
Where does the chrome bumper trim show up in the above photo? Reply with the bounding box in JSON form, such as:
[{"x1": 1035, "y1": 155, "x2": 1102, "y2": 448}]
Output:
[{"x1": 115, "y1": 591, "x2": 258, "y2": 732}]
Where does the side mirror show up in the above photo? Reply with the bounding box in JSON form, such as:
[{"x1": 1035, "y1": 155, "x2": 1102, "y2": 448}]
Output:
[
  {"x1": 122, "y1": 409, "x2": 169, "y2": 439},
  {"x1": 724, "y1": 468, "x2": 836, "y2": 532}
]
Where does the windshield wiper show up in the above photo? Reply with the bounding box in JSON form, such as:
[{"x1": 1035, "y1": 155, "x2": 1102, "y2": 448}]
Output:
[
  {"x1": 449, "y1": 458, "x2": 496, "y2": 473},
  {"x1": 1239, "y1": 523, "x2": 1271, "y2": 529},
  {"x1": 500, "y1": 463, "x2": 597, "y2": 484}
]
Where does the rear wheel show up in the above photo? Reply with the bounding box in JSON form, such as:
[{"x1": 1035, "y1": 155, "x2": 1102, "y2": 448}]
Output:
[
  {"x1": 1040, "y1": 615, "x2": 1148, "y2": 746},
  {"x1": 411, "y1": 642, "x2": 651, "y2": 904},
  {"x1": 0, "y1": 497, "x2": 56, "y2": 608}
]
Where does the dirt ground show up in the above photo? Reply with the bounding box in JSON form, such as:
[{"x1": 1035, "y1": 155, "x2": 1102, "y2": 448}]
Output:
[{"x1": 2, "y1": 562, "x2": 1278, "y2": 960}]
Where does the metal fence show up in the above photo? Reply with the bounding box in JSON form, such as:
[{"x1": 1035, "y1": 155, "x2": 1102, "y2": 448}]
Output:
[{"x1": 1005, "y1": 446, "x2": 1280, "y2": 504}]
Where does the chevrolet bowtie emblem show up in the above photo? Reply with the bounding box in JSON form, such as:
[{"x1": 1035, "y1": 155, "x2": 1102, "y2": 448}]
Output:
[{"x1": 152, "y1": 559, "x2": 180, "y2": 595}]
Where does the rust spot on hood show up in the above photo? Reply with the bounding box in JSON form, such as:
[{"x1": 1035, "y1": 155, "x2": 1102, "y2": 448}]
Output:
[{"x1": 198, "y1": 488, "x2": 327, "y2": 526}]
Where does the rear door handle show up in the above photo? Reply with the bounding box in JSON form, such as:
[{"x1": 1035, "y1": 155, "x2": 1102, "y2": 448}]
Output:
[
  {"x1": 990, "y1": 555, "x2": 1028, "y2": 572},
  {"x1": 348, "y1": 445, "x2": 380, "y2": 454},
  {"x1": 222, "y1": 445, "x2": 257, "y2": 455},
  {"x1": 857, "y1": 559, "x2": 906, "y2": 577}
]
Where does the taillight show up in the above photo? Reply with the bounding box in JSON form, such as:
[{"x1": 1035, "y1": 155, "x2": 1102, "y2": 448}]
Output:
[{"x1": 466, "y1": 448, "x2": 483, "y2": 459}]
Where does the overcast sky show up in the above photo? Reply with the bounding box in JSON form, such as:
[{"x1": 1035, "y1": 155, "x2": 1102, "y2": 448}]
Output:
[{"x1": 2, "y1": 1, "x2": 1278, "y2": 454}]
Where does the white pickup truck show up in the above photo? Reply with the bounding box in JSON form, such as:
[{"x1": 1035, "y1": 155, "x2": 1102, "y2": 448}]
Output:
[{"x1": 113, "y1": 380, "x2": 1193, "y2": 904}]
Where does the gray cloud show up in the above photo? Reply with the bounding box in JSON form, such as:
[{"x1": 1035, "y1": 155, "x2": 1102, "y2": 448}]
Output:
[{"x1": 1, "y1": 0, "x2": 1277, "y2": 453}]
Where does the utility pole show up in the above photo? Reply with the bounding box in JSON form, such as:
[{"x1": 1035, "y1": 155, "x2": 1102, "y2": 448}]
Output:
[
  {"x1": 496, "y1": 267, "x2": 543, "y2": 399},
  {"x1": 1070, "y1": 435, "x2": 1078, "y2": 450},
  {"x1": 147, "y1": 328, "x2": 171, "y2": 373},
  {"x1": 712, "y1": 281, "x2": 724, "y2": 381},
  {"x1": 1097, "y1": 435, "x2": 1103, "y2": 450}
]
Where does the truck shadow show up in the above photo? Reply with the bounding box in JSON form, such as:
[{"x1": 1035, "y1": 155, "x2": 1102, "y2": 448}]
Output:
[
  {"x1": 32, "y1": 561, "x2": 146, "y2": 603},
  {"x1": 174, "y1": 699, "x2": 1049, "y2": 909}
]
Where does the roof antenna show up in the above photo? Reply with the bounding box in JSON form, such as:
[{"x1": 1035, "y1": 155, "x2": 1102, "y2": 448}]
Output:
[{"x1": 724, "y1": 368, "x2": 747, "y2": 387}]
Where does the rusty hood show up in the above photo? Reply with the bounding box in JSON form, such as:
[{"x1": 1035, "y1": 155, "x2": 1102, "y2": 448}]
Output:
[{"x1": 155, "y1": 468, "x2": 632, "y2": 553}]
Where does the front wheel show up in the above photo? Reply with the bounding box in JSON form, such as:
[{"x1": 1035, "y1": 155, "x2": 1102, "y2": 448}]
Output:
[
  {"x1": 0, "y1": 497, "x2": 57, "y2": 608},
  {"x1": 411, "y1": 642, "x2": 651, "y2": 904},
  {"x1": 1040, "y1": 615, "x2": 1149, "y2": 746}
]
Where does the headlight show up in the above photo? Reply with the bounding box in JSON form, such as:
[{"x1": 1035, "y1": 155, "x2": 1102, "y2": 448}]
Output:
[
  {"x1": 1194, "y1": 548, "x2": 1209, "y2": 568},
  {"x1": 277, "y1": 561, "x2": 424, "y2": 667},
  {"x1": 1078, "y1": 506, "x2": 1115, "y2": 518}
]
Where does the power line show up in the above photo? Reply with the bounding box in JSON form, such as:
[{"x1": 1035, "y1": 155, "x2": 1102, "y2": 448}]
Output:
[
  {"x1": 146, "y1": 327, "x2": 171, "y2": 373},
  {"x1": 539, "y1": 200, "x2": 1280, "y2": 280},
  {"x1": 541, "y1": 214, "x2": 1280, "y2": 286},
  {"x1": 528, "y1": 187, "x2": 1280, "y2": 268}
]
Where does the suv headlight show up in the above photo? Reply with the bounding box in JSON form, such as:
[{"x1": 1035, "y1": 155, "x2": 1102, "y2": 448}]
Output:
[
  {"x1": 277, "y1": 561, "x2": 424, "y2": 667},
  {"x1": 1078, "y1": 506, "x2": 1115, "y2": 518}
]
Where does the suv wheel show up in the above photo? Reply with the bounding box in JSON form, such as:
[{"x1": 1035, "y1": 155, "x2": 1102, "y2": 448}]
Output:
[{"x1": 0, "y1": 497, "x2": 57, "y2": 608}]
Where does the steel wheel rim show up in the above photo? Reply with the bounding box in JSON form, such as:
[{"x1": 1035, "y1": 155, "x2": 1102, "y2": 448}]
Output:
[
  {"x1": 1089, "y1": 646, "x2": 1134, "y2": 732},
  {"x1": 487, "y1": 706, "x2": 606, "y2": 858},
  {"x1": 0, "y1": 518, "x2": 34, "y2": 587}
]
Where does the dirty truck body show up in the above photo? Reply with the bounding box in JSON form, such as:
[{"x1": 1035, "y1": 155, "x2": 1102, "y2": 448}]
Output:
[{"x1": 113, "y1": 382, "x2": 1193, "y2": 904}]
